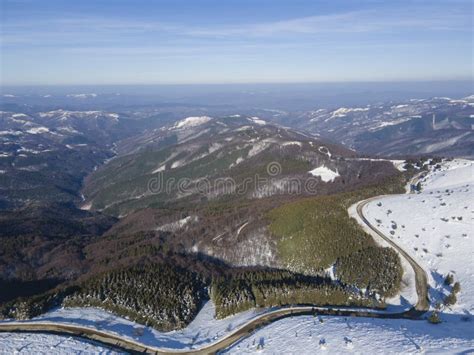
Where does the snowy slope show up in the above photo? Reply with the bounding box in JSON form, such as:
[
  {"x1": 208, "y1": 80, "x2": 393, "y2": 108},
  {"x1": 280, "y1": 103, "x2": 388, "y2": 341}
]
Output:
[
  {"x1": 173, "y1": 116, "x2": 212, "y2": 129},
  {"x1": 223, "y1": 314, "x2": 474, "y2": 354},
  {"x1": 363, "y1": 159, "x2": 473, "y2": 314},
  {"x1": 0, "y1": 332, "x2": 120, "y2": 354}
]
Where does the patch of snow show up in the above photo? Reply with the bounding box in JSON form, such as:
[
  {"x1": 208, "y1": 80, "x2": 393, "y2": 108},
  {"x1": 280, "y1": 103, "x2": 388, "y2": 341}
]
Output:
[
  {"x1": 309, "y1": 166, "x2": 339, "y2": 182},
  {"x1": 152, "y1": 165, "x2": 166, "y2": 173},
  {"x1": 391, "y1": 160, "x2": 407, "y2": 172},
  {"x1": 247, "y1": 139, "x2": 274, "y2": 158},
  {"x1": 248, "y1": 117, "x2": 267, "y2": 125},
  {"x1": 324, "y1": 264, "x2": 337, "y2": 281},
  {"x1": 328, "y1": 107, "x2": 368, "y2": 120},
  {"x1": 17, "y1": 147, "x2": 42, "y2": 154},
  {"x1": 38, "y1": 110, "x2": 117, "y2": 121},
  {"x1": 209, "y1": 143, "x2": 223, "y2": 154},
  {"x1": 0, "y1": 130, "x2": 22, "y2": 136},
  {"x1": 235, "y1": 126, "x2": 252, "y2": 132},
  {"x1": 80, "y1": 202, "x2": 92, "y2": 211},
  {"x1": 11, "y1": 113, "x2": 28, "y2": 118},
  {"x1": 156, "y1": 216, "x2": 198, "y2": 232},
  {"x1": 26, "y1": 126, "x2": 49, "y2": 134},
  {"x1": 370, "y1": 116, "x2": 421, "y2": 131},
  {"x1": 57, "y1": 126, "x2": 80, "y2": 134},
  {"x1": 170, "y1": 159, "x2": 185, "y2": 169},
  {"x1": 318, "y1": 146, "x2": 332, "y2": 158},
  {"x1": 229, "y1": 156, "x2": 245, "y2": 169},
  {"x1": 173, "y1": 116, "x2": 212, "y2": 129},
  {"x1": 281, "y1": 141, "x2": 302, "y2": 148}
]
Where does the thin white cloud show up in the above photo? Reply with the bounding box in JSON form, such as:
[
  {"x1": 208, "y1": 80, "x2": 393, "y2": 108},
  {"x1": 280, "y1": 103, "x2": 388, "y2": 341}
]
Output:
[
  {"x1": 1, "y1": 5, "x2": 471, "y2": 47},
  {"x1": 184, "y1": 8, "x2": 471, "y2": 37}
]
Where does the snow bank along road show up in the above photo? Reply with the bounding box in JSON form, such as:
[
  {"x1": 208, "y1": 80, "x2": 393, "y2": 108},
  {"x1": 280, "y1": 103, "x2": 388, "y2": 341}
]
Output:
[
  {"x1": 0, "y1": 304, "x2": 427, "y2": 355},
  {"x1": 0, "y1": 177, "x2": 431, "y2": 354}
]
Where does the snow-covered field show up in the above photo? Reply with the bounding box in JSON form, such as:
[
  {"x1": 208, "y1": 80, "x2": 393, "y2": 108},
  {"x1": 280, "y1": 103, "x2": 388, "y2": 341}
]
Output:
[
  {"x1": 224, "y1": 314, "x2": 474, "y2": 354},
  {"x1": 364, "y1": 159, "x2": 473, "y2": 314},
  {"x1": 0, "y1": 332, "x2": 120, "y2": 354}
]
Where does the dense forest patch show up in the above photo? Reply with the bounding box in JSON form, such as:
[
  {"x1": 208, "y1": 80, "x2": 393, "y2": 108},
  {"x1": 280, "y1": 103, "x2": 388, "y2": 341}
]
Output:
[
  {"x1": 268, "y1": 173, "x2": 407, "y2": 290},
  {"x1": 211, "y1": 269, "x2": 381, "y2": 319},
  {"x1": 1, "y1": 262, "x2": 207, "y2": 331},
  {"x1": 335, "y1": 247, "x2": 403, "y2": 297},
  {"x1": 63, "y1": 263, "x2": 207, "y2": 331}
]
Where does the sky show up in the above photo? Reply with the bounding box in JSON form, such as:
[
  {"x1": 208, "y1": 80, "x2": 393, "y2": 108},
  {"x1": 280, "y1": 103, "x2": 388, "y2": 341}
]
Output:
[{"x1": 0, "y1": 0, "x2": 472, "y2": 85}]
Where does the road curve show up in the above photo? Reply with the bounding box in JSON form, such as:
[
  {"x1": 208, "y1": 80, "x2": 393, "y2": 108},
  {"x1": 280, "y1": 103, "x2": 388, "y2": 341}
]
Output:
[
  {"x1": 356, "y1": 197, "x2": 430, "y2": 311},
  {"x1": 0, "y1": 182, "x2": 430, "y2": 354},
  {"x1": 0, "y1": 304, "x2": 425, "y2": 355}
]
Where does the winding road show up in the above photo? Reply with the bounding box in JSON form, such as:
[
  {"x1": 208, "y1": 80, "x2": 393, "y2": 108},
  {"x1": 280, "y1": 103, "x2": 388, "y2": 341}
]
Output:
[
  {"x1": 356, "y1": 197, "x2": 429, "y2": 311},
  {"x1": 0, "y1": 181, "x2": 430, "y2": 354}
]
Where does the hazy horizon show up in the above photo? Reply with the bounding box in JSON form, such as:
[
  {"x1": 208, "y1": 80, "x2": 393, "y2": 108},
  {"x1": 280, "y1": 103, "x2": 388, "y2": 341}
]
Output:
[{"x1": 2, "y1": 80, "x2": 472, "y2": 110}]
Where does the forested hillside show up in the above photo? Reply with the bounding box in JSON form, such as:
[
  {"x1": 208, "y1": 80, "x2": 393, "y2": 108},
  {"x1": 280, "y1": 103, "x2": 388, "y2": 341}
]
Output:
[
  {"x1": 211, "y1": 269, "x2": 379, "y2": 318},
  {"x1": 268, "y1": 173, "x2": 407, "y2": 284},
  {"x1": 63, "y1": 263, "x2": 206, "y2": 330}
]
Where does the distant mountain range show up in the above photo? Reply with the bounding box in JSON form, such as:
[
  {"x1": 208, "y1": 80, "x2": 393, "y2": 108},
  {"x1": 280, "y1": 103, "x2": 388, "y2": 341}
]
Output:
[
  {"x1": 271, "y1": 95, "x2": 474, "y2": 158},
  {"x1": 2, "y1": 91, "x2": 473, "y2": 157}
]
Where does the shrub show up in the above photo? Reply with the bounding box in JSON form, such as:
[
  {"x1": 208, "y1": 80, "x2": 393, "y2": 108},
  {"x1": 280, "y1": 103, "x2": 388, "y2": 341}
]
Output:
[
  {"x1": 452, "y1": 282, "x2": 461, "y2": 294},
  {"x1": 428, "y1": 311, "x2": 442, "y2": 324},
  {"x1": 444, "y1": 292, "x2": 457, "y2": 307}
]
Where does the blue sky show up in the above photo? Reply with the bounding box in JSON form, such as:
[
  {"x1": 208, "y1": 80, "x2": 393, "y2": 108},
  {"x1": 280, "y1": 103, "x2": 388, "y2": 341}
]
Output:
[{"x1": 1, "y1": 0, "x2": 472, "y2": 85}]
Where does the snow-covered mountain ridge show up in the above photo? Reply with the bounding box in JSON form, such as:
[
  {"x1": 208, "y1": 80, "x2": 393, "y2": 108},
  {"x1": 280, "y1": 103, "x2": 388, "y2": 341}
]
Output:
[{"x1": 275, "y1": 95, "x2": 474, "y2": 158}]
